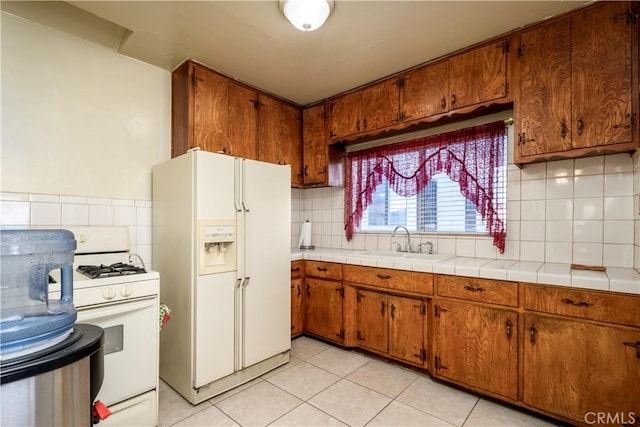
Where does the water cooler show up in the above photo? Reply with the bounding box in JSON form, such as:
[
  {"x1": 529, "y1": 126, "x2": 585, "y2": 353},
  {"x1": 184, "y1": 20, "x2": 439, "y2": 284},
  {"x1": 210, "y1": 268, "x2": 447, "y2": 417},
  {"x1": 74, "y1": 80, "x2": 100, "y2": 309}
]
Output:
[{"x1": 0, "y1": 229, "x2": 105, "y2": 426}]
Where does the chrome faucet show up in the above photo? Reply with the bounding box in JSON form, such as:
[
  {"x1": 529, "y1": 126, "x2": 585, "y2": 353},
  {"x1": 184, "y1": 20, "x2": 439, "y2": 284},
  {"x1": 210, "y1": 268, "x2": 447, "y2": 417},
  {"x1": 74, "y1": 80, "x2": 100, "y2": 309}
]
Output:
[{"x1": 392, "y1": 226, "x2": 412, "y2": 253}]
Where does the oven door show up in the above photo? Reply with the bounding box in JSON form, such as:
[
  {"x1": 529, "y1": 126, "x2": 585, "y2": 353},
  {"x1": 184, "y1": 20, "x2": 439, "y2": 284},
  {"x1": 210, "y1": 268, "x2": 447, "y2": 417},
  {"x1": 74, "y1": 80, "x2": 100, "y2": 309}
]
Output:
[{"x1": 77, "y1": 296, "x2": 158, "y2": 406}]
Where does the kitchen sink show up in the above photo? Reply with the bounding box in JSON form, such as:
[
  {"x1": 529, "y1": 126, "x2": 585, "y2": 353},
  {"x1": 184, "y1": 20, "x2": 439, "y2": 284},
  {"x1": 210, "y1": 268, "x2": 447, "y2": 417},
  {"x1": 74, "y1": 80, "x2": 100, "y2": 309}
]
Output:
[{"x1": 355, "y1": 250, "x2": 452, "y2": 262}]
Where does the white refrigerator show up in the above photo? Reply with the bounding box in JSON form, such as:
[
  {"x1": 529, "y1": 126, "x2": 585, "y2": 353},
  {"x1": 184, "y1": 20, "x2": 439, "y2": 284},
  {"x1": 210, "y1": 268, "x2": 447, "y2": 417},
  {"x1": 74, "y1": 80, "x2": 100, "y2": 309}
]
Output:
[{"x1": 152, "y1": 149, "x2": 291, "y2": 404}]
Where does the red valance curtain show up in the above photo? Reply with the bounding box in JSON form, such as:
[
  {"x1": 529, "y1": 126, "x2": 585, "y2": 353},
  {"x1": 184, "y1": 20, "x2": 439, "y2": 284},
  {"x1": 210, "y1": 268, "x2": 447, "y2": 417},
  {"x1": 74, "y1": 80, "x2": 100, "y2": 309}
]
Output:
[{"x1": 344, "y1": 120, "x2": 507, "y2": 253}]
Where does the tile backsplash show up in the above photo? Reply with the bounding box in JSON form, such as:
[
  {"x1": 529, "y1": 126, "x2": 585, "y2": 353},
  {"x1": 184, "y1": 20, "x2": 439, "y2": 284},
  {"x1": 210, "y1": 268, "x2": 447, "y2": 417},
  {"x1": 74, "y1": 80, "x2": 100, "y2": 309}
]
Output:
[
  {"x1": 1, "y1": 192, "x2": 153, "y2": 268},
  {"x1": 293, "y1": 152, "x2": 640, "y2": 270}
]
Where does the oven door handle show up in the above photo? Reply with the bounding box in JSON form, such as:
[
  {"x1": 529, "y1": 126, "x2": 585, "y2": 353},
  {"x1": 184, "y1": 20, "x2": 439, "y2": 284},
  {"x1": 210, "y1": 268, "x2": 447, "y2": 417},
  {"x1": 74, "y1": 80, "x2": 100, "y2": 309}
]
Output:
[{"x1": 77, "y1": 296, "x2": 157, "y2": 322}]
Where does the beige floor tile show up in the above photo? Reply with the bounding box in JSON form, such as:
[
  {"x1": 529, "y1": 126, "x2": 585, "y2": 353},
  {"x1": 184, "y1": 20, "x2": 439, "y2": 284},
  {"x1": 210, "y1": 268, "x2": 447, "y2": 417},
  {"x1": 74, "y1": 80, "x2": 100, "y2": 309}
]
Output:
[
  {"x1": 306, "y1": 347, "x2": 370, "y2": 377},
  {"x1": 368, "y1": 401, "x2": 456, "y2": 427},
  {"x1": 269, "y1": 403, "x2": 346, "y2": 427},
  {"x1": 261, "y1": 356, "x2": 303, "y2": 380},
  {"x1": 266, "y1": 362, "x2": 340, "y2": 400},
  {"x1": 158, "y1": 386, "x2": 212, "y2": 427},
  {"x1": 308, "y1": 379, "x2": 391, "y2": 426},
  {"x1": 396, "y1": 377, "x2": 479, "y2": 426},
  {"x1": 346, "y1": 359, "x2": 419, "y2": 398},
  {"x1": 290, "y1": 336, "x2": 332, "y2": 360},
  {"x1": 463, "y1": 399, "x2": 559, "y2": 427},
  {"x1": 173, "y1": 405, "x2": 240, "y2": 427},
  {"x1": 208, "y1": 377, "x2": 264, "y2": 405},
  {"x1": 215, "y1": 380, "x2": 301, "y2": 426}
]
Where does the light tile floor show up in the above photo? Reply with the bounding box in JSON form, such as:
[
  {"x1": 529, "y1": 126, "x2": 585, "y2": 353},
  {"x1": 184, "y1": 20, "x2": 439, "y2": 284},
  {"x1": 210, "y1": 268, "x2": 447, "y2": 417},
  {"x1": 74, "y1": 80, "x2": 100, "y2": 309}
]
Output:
[{"x1": 159, "y1": 336, "x2": 560, "y2": 427}]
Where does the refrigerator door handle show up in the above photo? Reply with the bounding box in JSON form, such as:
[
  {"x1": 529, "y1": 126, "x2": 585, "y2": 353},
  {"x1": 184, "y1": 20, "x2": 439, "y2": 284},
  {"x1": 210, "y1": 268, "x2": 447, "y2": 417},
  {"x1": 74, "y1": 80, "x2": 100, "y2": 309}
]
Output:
[
  {"x1": 234, "y1": 200, "x2": 242, "y2": 213},
  {"x1": 242, "y1": 201, "x2": 250, "y2": 212}
]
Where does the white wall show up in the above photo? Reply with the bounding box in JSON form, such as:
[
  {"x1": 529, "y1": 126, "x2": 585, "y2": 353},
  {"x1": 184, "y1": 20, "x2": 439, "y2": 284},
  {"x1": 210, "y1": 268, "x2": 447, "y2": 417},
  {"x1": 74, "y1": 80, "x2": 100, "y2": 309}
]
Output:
[
  {"x1": 293, "y1": 150, "x2": 640, "y2": 270},
  {"x1": 1, "y1": 12, "x2": 171, "y2": 201}
]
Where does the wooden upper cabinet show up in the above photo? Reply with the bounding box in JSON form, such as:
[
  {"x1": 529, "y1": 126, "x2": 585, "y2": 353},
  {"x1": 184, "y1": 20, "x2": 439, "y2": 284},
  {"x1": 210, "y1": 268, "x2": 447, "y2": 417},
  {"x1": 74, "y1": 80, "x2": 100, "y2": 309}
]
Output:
[
  {"x1": 516, "y1": 17, "x2": 572, "y2": 159},
  {"x1": 227, "y1": 82, "x2": 258, "y2": 159},
  {"x1": 303, "y1": 104, "x2": 328, "y2": 185},
  {"x1": 258, "y1": 94, "x2": 283, "y2": 164},
  {"x1": 400, "y1": 60, "x2": 449, "y2": 121},
  {"x1": 571, "y1": 1, "x2": 634, "y2": 149},
  {"x1": 283, "y1": 103, "x2": 303, "y2": 187},
  {"x1": 515, "y1": 1, "x2": 638, "y2": 164},
  {"x1": 329, "y1": 91, "x2": 362, "y2": 139},
  {"x1": 448, "y1": 39, "x2": 508, "y2": 110},
  {"x1": 361, "y1": 79, "x2": 400, "y2": 132}
]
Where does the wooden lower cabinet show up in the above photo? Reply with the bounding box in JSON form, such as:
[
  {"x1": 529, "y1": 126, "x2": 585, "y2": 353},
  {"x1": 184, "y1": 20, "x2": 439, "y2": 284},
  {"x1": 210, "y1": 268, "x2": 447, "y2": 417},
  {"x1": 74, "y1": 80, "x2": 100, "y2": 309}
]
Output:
[
  {"x1": 433, "y1": 299, "x2": 518, "y2": 400},
  {"x1": 355, "y1": 288, "x2": 426, "y2": 366},
  {"x1": 304, "y1": 278, "x2": 344, "y2": 343},
  {"x1": 290, "y1": 278, "x2": 304, "y2": 337},
  {"x1": 523, "y1": 313, "x2": 640, "y2": 423}
]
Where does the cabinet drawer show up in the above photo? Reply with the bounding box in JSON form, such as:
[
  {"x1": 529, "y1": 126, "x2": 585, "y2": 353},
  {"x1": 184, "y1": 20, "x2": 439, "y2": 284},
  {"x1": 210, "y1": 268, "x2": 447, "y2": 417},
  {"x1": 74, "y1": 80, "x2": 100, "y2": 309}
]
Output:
[
  {"x1": 524, "y1": 284, "x2": 640, "y2": 328},
  {"x1": 436, "y1": 275, "x2": 518, "y2": 307},
  {"x1": 304, "y1": 261, "x2": 343, "y2": 280},
  {"x1": 291, "y1": 260, "x2": 303, "y2": 279},
  {"x1": 344, "y1": 265, "x2": 433, "y2": 295}
]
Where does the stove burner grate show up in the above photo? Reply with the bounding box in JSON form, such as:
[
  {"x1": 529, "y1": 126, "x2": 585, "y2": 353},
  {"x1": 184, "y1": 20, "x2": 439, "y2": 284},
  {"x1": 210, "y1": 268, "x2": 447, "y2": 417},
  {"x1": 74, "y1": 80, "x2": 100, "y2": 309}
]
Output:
[{"x1": 77, "y1": 263, "x2": 147, "y2": 279}]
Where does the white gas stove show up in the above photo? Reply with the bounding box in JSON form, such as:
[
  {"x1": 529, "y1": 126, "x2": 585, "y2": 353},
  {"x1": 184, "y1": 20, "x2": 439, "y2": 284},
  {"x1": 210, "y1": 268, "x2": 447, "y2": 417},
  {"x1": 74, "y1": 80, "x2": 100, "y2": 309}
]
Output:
[{"x1": 48, "y1": 226, "x2": 159, "y2": 427}]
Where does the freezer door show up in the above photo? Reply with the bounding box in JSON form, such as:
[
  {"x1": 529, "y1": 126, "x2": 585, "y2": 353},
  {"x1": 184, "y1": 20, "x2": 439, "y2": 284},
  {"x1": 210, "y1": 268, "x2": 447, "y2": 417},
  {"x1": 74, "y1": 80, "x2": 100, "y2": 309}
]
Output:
[{"x1": 241, "y1": 159, "x2": 291, "y2": 368}]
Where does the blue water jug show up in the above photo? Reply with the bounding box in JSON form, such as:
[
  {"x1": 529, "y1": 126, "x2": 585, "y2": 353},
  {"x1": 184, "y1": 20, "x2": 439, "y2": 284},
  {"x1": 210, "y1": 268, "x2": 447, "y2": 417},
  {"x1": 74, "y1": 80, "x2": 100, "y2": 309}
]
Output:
[{"x1": 0, "y1": 229, "x2": 77, "y2": 356}]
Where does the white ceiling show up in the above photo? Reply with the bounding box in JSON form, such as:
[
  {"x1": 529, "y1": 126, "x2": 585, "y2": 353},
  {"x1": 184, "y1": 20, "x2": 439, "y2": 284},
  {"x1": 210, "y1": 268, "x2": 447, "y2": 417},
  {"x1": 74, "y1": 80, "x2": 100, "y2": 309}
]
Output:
[{"x1": 3, "y1": 1, "x2": 591, "y2": 105}]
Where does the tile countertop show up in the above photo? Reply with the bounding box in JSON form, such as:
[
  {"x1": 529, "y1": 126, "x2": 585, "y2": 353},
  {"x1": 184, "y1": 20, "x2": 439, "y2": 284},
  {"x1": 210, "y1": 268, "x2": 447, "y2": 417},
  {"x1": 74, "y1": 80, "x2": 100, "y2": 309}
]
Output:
[{"x1": 290, "y1": 248, "x2": 640, "y2": 296}]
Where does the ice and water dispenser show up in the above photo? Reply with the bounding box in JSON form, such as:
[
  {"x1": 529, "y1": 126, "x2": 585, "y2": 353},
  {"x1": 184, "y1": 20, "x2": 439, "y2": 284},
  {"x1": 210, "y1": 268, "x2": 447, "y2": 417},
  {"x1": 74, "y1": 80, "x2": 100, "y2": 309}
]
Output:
[
  {"x1": 0, "y1": 229, "x2": 77, "y2": 357},
  {"x1": 198, "y1": 220, "x2": 236, "y2": 275}
]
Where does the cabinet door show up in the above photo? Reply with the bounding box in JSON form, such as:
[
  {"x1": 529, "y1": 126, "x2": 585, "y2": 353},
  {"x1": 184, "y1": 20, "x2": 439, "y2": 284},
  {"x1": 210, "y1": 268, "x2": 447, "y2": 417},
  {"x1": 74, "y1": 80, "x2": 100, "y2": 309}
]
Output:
[
  {"x1": 283, "y1": 104, "x2": 303, "y2": 187},
  {"x1": 291, "y1": 278, "x2": 304, "y2": 337},
  {"x1": 571, "y1": 1, "x2": 634, "y2": 149},
  {"x1": 523, "y1": 314, "x2": 640, "y2": 422},
  {"x1": 361, "y1": 79, "x2": 400, "y2": 132},
  {"x1": 329, "y1": 92, "x2": 362, "y2": 139},
  {"x1": 302, "y1": 104, "x2": 327, "y2": 185},
  {"x1": 304, "y1": 278, "x2": 343, "y2": 343},
  {"x1": 227, "y1": 82, "x2": 258, "y2": 159},
  {"x1": 448, "y1": 40, "x2": 507, "y2": 110},
  {"x1": 192, "y1": 65, "x2": 231, "y2": 155},
  {"x1": 258, "y1": 94, "x2": 283, "y2": 165},
  {"x1": 433, "y1": 301, "x2": 517, "y2": 400},
  {"x1": 356, "y1": 289, "x2": 388, "y2": 354},
  {"x1": 401, "y1": 61, "x2": 449, "y2": 121},
  {"x1": 516, "y1": 18, "x2": 572, "y2": 160},
  {"x1": 388, "y1": 295, "x2": 425, "y2": 366}
]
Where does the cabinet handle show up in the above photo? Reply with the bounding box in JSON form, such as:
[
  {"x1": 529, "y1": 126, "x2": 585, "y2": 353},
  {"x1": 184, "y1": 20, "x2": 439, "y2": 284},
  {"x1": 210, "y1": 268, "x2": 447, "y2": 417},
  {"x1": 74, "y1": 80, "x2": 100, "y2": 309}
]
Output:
[
  {"x1": 304, "y1": 165, "x2": 308, "y2": 176},
  {"x1": 291, "y1": 267, "x2": 300, "y2": 272},
  {"x1": 450, "y1": 93, "x2": 456, "y2": 106},
  {"x1": 357, "y1": 119, "x2": 360, "y2": 132},
  {"x1": 529, "y1": 324, "x2": 537, "y2": 345},
  {"x1": 363, "y1": 119, "x2": 368, "y2": 129},
  {"x1": 560, "y1": 119, "x2": 567, "y2": 139},
  {"x1": 623, "y1": 341, "x2": 640, "y2": 358},
  {"x1": 306, "y1": 284, "x2": 310, "y2": 297},
  {"x1": 505, "y1": 319, "x2": 513, "y2": 340},
  {"x1": 464, "y1": 285, "x2": 485, "y2": 292},
  {"x1": 297, "y1": 284, "x2": 301, "y2": 298},
  {"x1": 316, "y1": 266, "x2": 328, "y2": 272},
  {"x1": 376, "y1": 273, "x2": 392, "y2": 280},
  {"x1": 561, "y1": 298, "x2": 592, "y2": 307},
  {"x1": 441, "y1": 97, "x2": 446, "y2": 109},
  {"x1": 390, "y1": 303, "x2": 396, "y2": 318},
  {"x1": 576, "y1": 115, "x2": 584, "y2": 136},
  {"x1": 381, "y1": 301, "x2": 386, "y2": 316}
]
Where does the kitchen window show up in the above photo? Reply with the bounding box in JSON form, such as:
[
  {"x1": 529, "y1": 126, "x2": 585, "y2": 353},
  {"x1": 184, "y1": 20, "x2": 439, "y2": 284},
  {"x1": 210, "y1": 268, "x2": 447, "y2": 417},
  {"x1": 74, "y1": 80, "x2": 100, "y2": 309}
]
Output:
[{"x1": 345, "y1": 120, "x2": 507, "y2": 252}]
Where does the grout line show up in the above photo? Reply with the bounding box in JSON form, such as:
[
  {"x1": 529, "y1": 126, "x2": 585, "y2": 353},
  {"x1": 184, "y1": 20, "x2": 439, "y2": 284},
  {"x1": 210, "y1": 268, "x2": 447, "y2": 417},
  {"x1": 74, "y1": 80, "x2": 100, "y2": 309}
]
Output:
[{"x1": 460, "y1": 397, "x2": 481, "y2": 426}]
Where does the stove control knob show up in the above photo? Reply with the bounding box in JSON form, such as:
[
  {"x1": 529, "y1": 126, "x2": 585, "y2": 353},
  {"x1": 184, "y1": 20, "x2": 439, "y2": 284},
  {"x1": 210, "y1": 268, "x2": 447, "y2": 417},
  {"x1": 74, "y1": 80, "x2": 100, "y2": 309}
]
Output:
[
  {"x1": 103, "y1": 287, "x2": 116, "y2": 300},
  {"x1": 120, "y1": 284, "x2": 133, "y2": 297}
]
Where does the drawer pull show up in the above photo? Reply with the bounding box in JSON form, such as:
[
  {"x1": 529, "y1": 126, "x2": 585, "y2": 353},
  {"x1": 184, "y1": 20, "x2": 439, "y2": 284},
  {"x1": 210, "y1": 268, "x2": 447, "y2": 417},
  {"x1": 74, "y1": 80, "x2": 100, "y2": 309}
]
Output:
[
  {"x1": 464, "y1": 285, "x2": 485, "y2": 292},
  {"x1": 316, "y1": 266, "x2": 328, "y2": 272},
  {"x1": 623, "y1": 341, "x2": 640, "y2": 358},
  {"x1": 376, "y1": 274, "x2": 392, "y2": 280},
  {"x1": 529, "y1": 325, "x2": 537, "y2": 345},
  {"x1": 505, "y1": 319, "x2": 513, "y2": 340},
  {"x1": 561, "y1": 298, "x2": 592, "y2": 307}
]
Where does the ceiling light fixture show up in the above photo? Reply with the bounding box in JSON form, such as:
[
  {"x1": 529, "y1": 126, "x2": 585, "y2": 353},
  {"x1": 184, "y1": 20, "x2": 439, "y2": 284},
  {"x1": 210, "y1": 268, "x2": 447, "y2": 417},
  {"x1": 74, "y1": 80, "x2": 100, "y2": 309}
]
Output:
[{"x1": 279, "y1": 0, "x2": 334, "y2": 32}]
